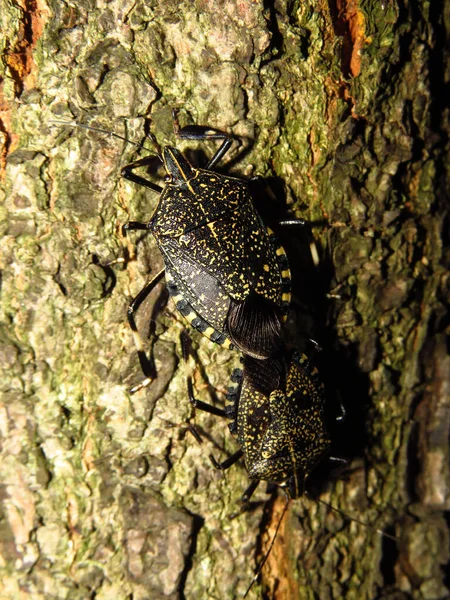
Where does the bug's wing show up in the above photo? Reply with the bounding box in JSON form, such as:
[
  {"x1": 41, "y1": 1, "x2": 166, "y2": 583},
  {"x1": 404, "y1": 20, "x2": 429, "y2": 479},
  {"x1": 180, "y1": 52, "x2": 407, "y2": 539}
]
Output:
[
  {"x1": 156, "y1": 194, "x2": 289, "y2": 356},
  {"x1": 164, "y1": 250, "x2": 232, "y2": 332},
  {"x1": 163, "y1": 236, "x2": 284, "y2": 358},
  {"x1": 226, "y1": 292, "x2": 283, "y2": 359}
]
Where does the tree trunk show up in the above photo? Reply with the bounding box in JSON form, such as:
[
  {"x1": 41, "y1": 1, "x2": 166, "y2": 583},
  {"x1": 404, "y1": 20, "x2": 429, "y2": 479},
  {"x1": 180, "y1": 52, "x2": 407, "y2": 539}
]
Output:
[{"x1": 1, "y1": 1, "x2": 448, "y2": 599}]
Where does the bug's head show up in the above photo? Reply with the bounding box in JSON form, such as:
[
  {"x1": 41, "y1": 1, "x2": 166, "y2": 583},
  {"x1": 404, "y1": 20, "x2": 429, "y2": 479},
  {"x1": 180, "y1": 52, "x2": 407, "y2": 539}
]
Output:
[
  {"x1": 249, "y1": 441, "x2": 328, "y2": 500},
  {"x1": 163, "y1": 147, "x2": 195, "y2": 185}
]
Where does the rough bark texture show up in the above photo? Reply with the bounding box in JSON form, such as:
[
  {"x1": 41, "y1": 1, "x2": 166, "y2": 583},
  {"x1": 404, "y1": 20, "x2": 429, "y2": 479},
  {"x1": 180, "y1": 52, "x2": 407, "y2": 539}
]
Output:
[{"x1": 1, "y1": 1, "x2": 448, "y2": 599}]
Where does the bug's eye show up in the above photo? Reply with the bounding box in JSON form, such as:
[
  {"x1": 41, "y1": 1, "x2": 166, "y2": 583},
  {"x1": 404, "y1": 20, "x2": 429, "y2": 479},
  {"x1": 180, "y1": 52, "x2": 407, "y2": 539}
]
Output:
[{"x1": 164, "y1": 175, "x2": 172, "y2": 183}]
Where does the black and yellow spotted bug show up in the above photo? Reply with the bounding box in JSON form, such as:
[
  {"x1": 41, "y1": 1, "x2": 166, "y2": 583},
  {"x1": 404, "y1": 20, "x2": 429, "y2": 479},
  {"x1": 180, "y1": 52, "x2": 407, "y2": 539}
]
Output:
[
  {"x1": 51, "y1": 117, "x2": 297, "y2": 392},
  {"x1": 182, "y1": 328, "x2": 332, "y2": 500},
  {"x1": 225, "y1": 350, "x2": 332, "y2": 499},
  {"x1": 182, "y1": 332, "x2": 394, "y2": 597},
  {"x1": 120, "y1": 118, "x2": 293, "y2": 368}
]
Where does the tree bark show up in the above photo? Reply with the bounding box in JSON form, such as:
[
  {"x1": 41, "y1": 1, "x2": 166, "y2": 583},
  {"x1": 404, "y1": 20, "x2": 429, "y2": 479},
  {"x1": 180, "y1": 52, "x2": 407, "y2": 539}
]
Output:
[{"x1": 1, "y1": 1, "x2": 448, "y2": 599}]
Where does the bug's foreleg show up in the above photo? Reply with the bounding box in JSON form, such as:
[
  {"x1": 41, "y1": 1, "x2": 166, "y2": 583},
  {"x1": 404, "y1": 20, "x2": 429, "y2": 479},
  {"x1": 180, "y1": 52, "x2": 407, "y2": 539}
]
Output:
[
  {"x1": 121, "y1": 156, "x2": 164, "y2": 193},
  {"x1": 209, "y1": 449, "x2": 244, "y2": 471}
]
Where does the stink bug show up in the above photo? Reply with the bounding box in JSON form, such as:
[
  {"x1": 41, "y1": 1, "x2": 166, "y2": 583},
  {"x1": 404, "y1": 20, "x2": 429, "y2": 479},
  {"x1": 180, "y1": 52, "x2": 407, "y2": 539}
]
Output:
[
  {"x1": 183, "y1": 335, "x2": 395, "y2": 598},
  {"x1": 225, "y1": 350, "x2": 332, "y2": 499},
  {"x1": 121, "y1": 117, "x2": 293, "y2": 361},
  {"x1": 182, "y1": 334, "x2": 334, "y2": 595},
  {"x1": 51, "y1": 117, "x2": 303, "y2": 390},
  {"x1": 181, "y1": 329, "x2": 332, "y2": 500}
]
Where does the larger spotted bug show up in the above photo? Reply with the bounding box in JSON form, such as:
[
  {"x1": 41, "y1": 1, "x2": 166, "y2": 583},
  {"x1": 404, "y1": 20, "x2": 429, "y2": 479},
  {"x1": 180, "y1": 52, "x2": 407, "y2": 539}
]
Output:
[
  {"x1": 52, "y1": 116, "x2": 301, "y2": 391},
  {"x1": 120, "y1": 117, "x2": 293, "y2": 363}
]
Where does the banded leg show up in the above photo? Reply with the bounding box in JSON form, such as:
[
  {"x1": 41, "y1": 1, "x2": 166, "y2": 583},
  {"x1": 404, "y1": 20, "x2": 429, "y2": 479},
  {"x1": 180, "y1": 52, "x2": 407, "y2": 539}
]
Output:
[
  {"x1": 181, "y1": 331, "x2": 229, "y2": 419},
  {"x1": 241, "y1": 479, "x2": 260, "y2": 503},
  {"x1": 279, "y1": 217, "x2": 321, "y2": 267},
  {"x1": 248, "y1": 176, "x2": 307, "y2": 230},
  {"x1": 209, "y1": 449, "x2": 244, "y2": 471},
  {"x1": 185, "y1": 424, "x2": 244, "y2": 472},
  {"x1": 128, "y1": 269, "x2": 165, "y2": 393},
  {"x1": 182, "y1": 332, "x2": 264, "y2": 504},
  {"x1": 122, "y1": 220, "x2": 150, "y2": 236}
]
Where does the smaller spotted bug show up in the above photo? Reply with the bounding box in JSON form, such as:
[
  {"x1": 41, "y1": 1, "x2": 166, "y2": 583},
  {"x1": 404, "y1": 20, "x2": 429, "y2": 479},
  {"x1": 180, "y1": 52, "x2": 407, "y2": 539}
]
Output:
[
  {"x1": 225, "y1": 350, "x2": 332, "y2": 499},
  {"x1": 181, "y1": 329, "x2": 332, "y2": 500},
  {"x1": 183, "y1": 335, "x2": 395, "y2": 598},
  {"x1": 182, "y1": 334, "x2": 334, "y2": 595}
]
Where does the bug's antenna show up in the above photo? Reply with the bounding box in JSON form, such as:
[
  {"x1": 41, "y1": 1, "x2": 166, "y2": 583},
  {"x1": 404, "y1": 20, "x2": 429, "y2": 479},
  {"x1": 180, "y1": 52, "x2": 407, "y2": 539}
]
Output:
[
  {"x1": 49, "y1": 119, "x2": 158, "y2": 154},
  {"x1": 316, "y1": 498, "x2": 398, "y2": 542},
  {"x1": 243, "y1": 494, "x2": 290, "y2": 599}
]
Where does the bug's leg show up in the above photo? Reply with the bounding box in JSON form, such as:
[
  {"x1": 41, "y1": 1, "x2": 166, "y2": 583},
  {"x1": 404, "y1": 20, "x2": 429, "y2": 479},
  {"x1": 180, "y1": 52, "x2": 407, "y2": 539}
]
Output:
[
  {"x1": 180, "y1": 331, "x2": 228, "y2": 418},
  {"x1": 188, "y1": 415, "x2": 243, "y2": 474},
  {"x1": 172, "y1": 110, "x2": 234, "y2": 170},
  {"x1": 334, "y1": 398, "x2": 346, "y2": 422},
  {"x1": 279, "y1": 218, "x2": 322, "y2": 268},
  {"x1": 122, "y1": 221, "x2": 149, "y2": 235},
  {"x1": 188, "y1": 381, "x2": 243, "y2": 470},
  {"x1": 119, "y1": 221, "x2": 151, "y2": 267},
  {"x1": 121, "y1": 156, "x2": 164, "y2": 193},
  {"x1": 178, "y1": 126, "x2": 233, "y2": 171},
  {"x1": 186, "y1": 377, "x2": 241, "y2": 471},
  {"x1": 128, "y1": 269, "x2": 165, "y2": 394},
  {"x1": 327, "y1": 456, "x2": 350, "y2": 467},
  {"x1": 103, "y1": 222, "x2": 151, "y2": 271},
  {"x1": 209, "y1": 449, "x2": 244, "y2": 470},
  {"x1": 248, "y1": 179, "x2": 307, "y2": 229},
  {"x1": 307, "y1": 338, "x2": 322, "y2": 353},
  {"x1": 241, "y1": 479, "x2": 260, "y2": 503},
  {"x1": 186, "y1": 376, "x2": 229, "y2": 418},
  {"x1": 186, "y1": 418, "x2": 243, "y2": 473},
  {"x1": 227, "y1": 479, "x2": 262, "y2": 520},
  {"x1": 181, "y1": 330, "x2": 245, "y2": 471}
]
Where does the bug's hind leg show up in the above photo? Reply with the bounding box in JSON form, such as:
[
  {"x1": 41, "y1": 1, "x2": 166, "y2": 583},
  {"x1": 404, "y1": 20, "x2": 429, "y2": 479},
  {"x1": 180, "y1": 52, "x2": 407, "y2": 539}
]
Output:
[
  {"x1": 186, "y1": 374, "x2": 243, "y2": 472},
  {"x1": 185, "y1": 373, "x2": 242, "y2": 472},
  {"x1": 122, "y1": 221, "x2": 150, "y2": 235},
  {"x1": 181, "y1": 332, "x2": 264, "y2": 507},
  {"x1": 241, "y1": 480, "x2": 260, "y2": 503},
  {"x1": 127, "y1": 269, "x2": 165, "y2": 393}
]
